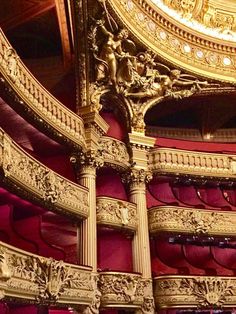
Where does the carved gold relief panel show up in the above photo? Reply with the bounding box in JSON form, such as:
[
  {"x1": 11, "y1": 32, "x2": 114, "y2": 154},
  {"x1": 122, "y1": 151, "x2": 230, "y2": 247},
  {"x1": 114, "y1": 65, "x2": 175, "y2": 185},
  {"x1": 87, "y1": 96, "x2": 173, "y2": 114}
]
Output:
[
  {"x1": 154, "y1": 276, "x2": 236, "y2": 308},
  {"x1": 0, "y1": 129, "x2": 89, "y2": 218},
  {"x1": 0, "y1": 242, "x2": 93, "y2": 305},
  {"x1": 97, "y1": 197, "x2": 137, "y2": 231},
  {"x1": 149, "y1": 206, "x2": 236, "y2": 236}
]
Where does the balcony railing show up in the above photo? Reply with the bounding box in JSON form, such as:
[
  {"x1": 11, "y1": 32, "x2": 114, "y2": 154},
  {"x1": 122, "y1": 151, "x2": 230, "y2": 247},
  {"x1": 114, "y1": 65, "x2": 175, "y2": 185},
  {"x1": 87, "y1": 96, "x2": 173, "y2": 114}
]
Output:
[
  {"x1": 98, "y1": 271, "x2": 151, "y2": 308},
  {"x1": 0, "y1": 128, "x2": 89, "y2": 218},
  {"x1": 149, "y1": 205, "x2": 236, "y2": 236},
  {"x1": 154, "y1": 276, "x2": 236, "y2": 309},
  {"x1": 97, "y1": 137, "x2": 130, "y2": 170},
  {"x1": 97, "y1": 197, "x2": 137, "y2": 231},
  {"x1": 0, "y1": 28, "x2": 86, "y2": 151},
  {"x1": 0, "y1": 241, "x2": 93, "y2": 305},
  {"x1": 149, "y1": 148, "x2": 236, "y2": 179}
]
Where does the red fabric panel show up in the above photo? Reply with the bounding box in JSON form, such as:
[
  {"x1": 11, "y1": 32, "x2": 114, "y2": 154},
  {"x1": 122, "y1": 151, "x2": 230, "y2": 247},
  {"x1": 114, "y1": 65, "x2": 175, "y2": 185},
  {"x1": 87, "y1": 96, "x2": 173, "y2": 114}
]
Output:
[
  {"x1": 100, "y1": 112, "x2": 126, "y2": 141},
  {"x1": 97, "y1": 230, "x2": 133, "y2": 272},
  {"x1": 9, "y1": 306, "x2": 37, "y2": 314},
  {"x1": 155, "y1": 137, "x2": 236, "y2": 153},
  {"x1": 148, "y1": 181, "x2": 179, "y2": 205},
  {"x1": 38, "y1": 154, "x2": 76, "y2": 182},
  {"x1": 212, "y1": 247, "x2": 236, "y2": 271},
  {"x1": 197, "y1": 187, "x2": 232, "y2": 210},
  {"x1": 96, "y1": 169, "x2": 128, "y2": 200}
]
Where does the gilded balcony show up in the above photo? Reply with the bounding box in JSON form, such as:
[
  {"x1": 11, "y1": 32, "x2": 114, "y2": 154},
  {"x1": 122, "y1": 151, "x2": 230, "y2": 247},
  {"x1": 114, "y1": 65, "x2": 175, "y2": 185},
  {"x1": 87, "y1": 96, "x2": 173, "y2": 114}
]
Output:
[
  {"x1": 0, "y1": 128, "x2": 89, "y2": 218},
  {"x1": 0, "y1": 29, "x2": 86, "y2": 151},
  {"x1": 98, "y1": 271, "x2": 151, "y2": 308},
  {"x1": 149, "y1": 205, "x2": 236, "y2": 236},
  {"x1": 154, "y1": 276, "x2": 236, "y2": 309},
  {"x1": 0, "y1": 241, "x2": 93, "y2": 305},
  {"x1": 97, "y1": 197, "x2": 137, "y2": 231},
  {"x1": 97, "y1": 137, "x2": 130, "y2": 170},
  {"x1": 148, "y1": 148, "x2": 236, "y2": 179}
]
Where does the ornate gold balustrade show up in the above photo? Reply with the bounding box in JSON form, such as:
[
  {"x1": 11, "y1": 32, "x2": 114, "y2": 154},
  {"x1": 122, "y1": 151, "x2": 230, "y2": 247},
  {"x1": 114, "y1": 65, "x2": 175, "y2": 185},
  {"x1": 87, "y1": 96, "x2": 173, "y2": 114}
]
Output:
[
  {"x1": 98, "y1": 271, "x2": 152, "y2": 308},
  {"x1": 0, "y1": 129, "x2": 89, "y2": 218},
  {"x1": 0, "y1": 29, "x2": 86, "y2": 151},
  {"x1": 97, "y1": 137, "x2": 130, "y2": 170},
  {"x1": 148, "y1": 148, "x2": 236, "y2": 179},
  {"x1": 0, "y1": 241, "x2": 93, "y2": 305},
  {"x1": 96, "y1": 197, "x2": 137, "y2": 231},
  {"x1": 154, "y1": 276, "x2": 236, "y2": 309},
  {"x1": 149, "y1": 206, "x2": 236, "y2": 236}
]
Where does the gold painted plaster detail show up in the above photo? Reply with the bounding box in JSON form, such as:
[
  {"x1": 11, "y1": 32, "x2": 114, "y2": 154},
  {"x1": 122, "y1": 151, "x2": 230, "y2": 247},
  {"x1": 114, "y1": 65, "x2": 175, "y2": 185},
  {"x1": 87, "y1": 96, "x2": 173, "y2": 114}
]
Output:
[
  {"x1": 0, "y1": 241, "x2": 93, "y2": 305},
  {"x1": 0, "y1": 29, "x2": 86, "y2": 150},
  {"x1": 154, "y1": 276, "x2": 236, "y2": 309},
  {"x1": 105, "y1": 0, "x2": 236, "y2": 82},
  {"x1": 148, "y1": 147, "x2": 236, "y2": 178},
  {"x1": 148, "y1": 206, "x2": 236, "y2": 236},
  {"x1": 97, "y1": 137, "x2": 130, "y2": 169},
  {"x1": 0, "y1": 129, "x2": 89, "y2": 218},
  {"x1": 98, "y1": 272, "x2": 152, "y2": 308},
  {"x1": 96, "y1": 196, "x2": 137, "y2": 230}
]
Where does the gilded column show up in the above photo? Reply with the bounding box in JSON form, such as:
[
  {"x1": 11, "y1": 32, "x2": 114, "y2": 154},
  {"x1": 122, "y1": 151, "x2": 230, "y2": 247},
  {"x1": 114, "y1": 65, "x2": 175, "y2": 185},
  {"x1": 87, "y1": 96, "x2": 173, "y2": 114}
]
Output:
[
  {"x1": 126, "y1": 168, "x2": 153, "y2": 278},
  {"x1": 77, "y1": 152, "x2": 103, "y2": 271}
]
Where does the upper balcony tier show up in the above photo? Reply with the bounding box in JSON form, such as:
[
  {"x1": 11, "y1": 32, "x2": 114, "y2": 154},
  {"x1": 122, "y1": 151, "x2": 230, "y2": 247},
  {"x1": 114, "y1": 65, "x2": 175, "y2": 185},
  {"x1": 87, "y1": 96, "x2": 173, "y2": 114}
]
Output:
[
  {"x1": 0, "y1": 128, "x2": 89, "y2": 219},
  {"x1": 0, "y1": 28, "x2": 86, "y2": 152}
]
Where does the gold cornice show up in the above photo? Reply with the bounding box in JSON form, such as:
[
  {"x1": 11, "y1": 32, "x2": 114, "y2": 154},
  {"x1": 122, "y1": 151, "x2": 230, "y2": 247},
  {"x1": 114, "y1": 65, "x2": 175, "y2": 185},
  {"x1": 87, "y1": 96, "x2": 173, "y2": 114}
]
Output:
[
  {"x1": 154, "y1": 276, "x2": 236, "y2": 308},
  {"x1": 96, "y1": 196, "x2": 137, "y2": 231},
  {"x1": 0, "y1": 28, "x2": 86, "y2": 152},
  {"x1": 0, "y1": 241, "x2": 93, "y2": 305},
  {"x1": 0, "y1": 128, "x2": 89, "y2": 218},
  {"x1": 148, "y1": 147, "x2": 236, "y2": 179},
  {"x1": 149, "y1": 205, "x2": 236, "y2": 236},
  {"x1": 106, "y1": 0, "x2": 236, "y2": 82}
]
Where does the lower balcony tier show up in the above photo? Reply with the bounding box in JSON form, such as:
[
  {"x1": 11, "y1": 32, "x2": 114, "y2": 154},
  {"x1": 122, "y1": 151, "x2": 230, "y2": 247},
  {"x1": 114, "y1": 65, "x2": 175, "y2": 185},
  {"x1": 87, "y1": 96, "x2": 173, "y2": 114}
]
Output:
[{"x1": 154, "y1": 276, "x2": 236, "y2": 309}]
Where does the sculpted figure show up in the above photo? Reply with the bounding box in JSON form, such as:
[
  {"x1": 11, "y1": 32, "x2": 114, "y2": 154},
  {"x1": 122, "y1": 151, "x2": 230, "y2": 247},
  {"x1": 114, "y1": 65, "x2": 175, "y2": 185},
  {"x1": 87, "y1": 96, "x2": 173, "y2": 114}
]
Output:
[
  {"x1": 5, "y1": 48, "x2": 19, "y2": 80},
  {"x1": 83, "y1": 290, "x2": 101, "y2": 314},
  {"x1": 95, "y1": 19, "x2": 129, "y2": 86}
]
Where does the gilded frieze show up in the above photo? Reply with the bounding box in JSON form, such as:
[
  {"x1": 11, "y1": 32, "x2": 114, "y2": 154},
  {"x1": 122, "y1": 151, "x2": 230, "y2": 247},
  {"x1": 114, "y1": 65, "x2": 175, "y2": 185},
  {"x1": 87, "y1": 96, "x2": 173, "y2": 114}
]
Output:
[
  {"x1": 0, "y1": 129, "x2": 89, "y2": 218},
  {"x1": 97, "y1": 137, "x2": 130, "y2": 169},
  {"x1": 98, "y1": 272, "x2": 153, "y2": 309},
  {"x1": 148, "y1": 206, "x2": 236, "y2": 236},
  {"x1": 148, "y1": 147, "x2": 236, "y2": 179},
  {"x1": 0, "y1": 241, "x2": 93, "y2": 305},
  {"x1": 96, "y1": 197, "x2": 137, "y2": 230},
  {"x1": 0, "y1": 29, "x2": 86, "y2": 150},
  {"x1": 154, "y1": 276, "x2": 236, "y2": 308}
]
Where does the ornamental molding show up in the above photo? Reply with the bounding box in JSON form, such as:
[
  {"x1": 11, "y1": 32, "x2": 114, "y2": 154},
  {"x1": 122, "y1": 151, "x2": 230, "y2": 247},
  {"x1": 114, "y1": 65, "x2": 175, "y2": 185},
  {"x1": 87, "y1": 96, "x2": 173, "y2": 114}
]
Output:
[
  {"x1": 123, "y1": 168, "x2": 153, "y2": 188},
  {"x1": 0, "y1": 241, "x2": 93, "y2": 305},
  {"x1": 98, "y1": 272, "x2": 153, "y2": 309},
  {"x1": 97, "y1": 137, "x2": 130, "y2": 170},
  {"x1": 0, "y1": 129, "x2": 89, "y2": 218},
  {"x1": 104, "y1": 0, "x2": 236, "y2": 83},
  {"x1": 148, "y1": 147, "x2": 236, "y2": 179},
  {"x1": 148, "y1": 206, "x2": 236, "y2": 236},
  {"x1": 0, "y1": 29, "x2": 86, "y2": 151},
  {"x1": 154, "y1": 276, "x2": 236, "y2": 309},
  {"x1": 96, "y1": 196, "x2": 137, "y2": 231}
]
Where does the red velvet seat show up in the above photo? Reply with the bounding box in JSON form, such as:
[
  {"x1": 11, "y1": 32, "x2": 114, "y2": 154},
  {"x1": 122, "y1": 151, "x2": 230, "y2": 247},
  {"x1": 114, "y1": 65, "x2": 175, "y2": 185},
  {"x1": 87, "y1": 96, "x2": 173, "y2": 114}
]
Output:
[
  {"x1": 155, "y1": 239, "x2": 205, "y2": 275},
  {"x1": 212, "y1": 246, "x2": 236, "y2": 274},
  {"x1": 183, "y1": 244, "x2": 233, "y2": 276}
]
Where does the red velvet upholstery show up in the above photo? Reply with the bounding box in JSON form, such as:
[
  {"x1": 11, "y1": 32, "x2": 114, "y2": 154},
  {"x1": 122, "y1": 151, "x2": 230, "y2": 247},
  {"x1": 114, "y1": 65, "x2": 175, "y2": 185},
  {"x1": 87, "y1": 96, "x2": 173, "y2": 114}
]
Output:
[
  {"x1": 197, "y1": 187, "x2": 232, "y2": 210},
  {"x1": 100, "y1": 112, "x2": 126, "y2": 141},
  {"x1": 96, "y1": 169, "x2": 128, "y2": 200},
  {"x1": 14, "y1": 216, "x2": 65, "y2": 260},
  {"x1": 97, "y1": 230, "x2": 133, "y2": 272}
]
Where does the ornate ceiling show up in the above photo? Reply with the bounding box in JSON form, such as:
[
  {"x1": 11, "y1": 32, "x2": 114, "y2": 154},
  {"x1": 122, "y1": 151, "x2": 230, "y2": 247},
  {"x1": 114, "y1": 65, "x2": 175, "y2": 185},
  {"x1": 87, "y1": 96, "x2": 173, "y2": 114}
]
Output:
[{"x1": 106, "y1": 0, "x2": 236, "y2": 82}]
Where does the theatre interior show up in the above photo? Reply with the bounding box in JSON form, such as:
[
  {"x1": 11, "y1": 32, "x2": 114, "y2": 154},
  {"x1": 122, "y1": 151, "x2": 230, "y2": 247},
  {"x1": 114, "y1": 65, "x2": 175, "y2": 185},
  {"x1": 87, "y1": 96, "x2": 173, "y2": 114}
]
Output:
[{"x1": 1, "y1": 0, "x2": 236, "y2": 313}]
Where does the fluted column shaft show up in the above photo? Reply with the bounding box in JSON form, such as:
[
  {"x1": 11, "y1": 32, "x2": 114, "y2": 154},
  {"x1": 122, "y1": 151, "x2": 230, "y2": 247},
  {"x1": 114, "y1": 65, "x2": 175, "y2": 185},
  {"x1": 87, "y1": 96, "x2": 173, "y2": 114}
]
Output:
[
  {"x1": 79, "y1": 165, "x2": 97, "y2": 271},
  {"x1": 127, "y1": 170, "x2": 152, "y2": 279}
]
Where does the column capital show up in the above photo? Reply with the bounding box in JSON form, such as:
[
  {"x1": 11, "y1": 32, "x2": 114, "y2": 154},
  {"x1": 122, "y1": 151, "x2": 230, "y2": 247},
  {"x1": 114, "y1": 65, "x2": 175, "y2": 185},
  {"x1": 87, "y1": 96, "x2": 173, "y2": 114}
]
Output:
[
  {"x1": 71, "y1": 150, "x2": 104, "y2": 173},
  {"x1": 123, "y1": 168, "x2": 153, "y2": 189}
]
